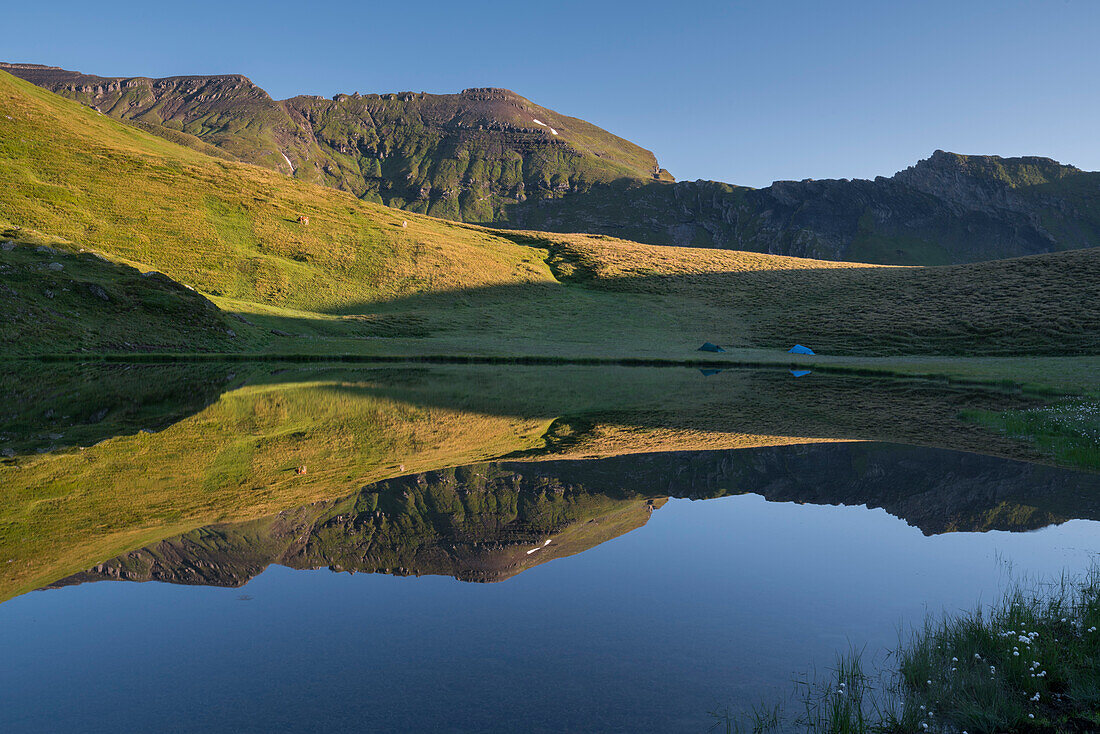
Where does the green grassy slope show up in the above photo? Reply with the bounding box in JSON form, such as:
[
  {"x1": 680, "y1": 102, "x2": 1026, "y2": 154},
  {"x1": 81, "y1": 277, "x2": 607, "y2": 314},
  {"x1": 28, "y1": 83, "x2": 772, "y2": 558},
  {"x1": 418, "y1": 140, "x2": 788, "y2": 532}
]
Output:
[
  {"x1": 9, "y1": 63, "x2": 1100, "y2": 265},
  {"x1": 1, "y1": 68, "x2": 1098, "y2": 360},
  {"x1": 0, "y1": 64, "x2": 327, "y2": 177},
  {"x1": 0, "y1": 225, "x2": 235, "y2": 355},
  {"x1": 0, "y1": 68, "x2": 555, "y2": 313},
  {"x1": 1, "y1": 64, "x2": 668, "y2": 223}
]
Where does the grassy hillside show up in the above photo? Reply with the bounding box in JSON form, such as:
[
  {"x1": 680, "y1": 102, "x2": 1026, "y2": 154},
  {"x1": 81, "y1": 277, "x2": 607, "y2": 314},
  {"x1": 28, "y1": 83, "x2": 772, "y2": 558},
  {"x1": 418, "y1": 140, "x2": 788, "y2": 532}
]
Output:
[
  {"x1": 9, "y1": 63, "x2": 1100, "y2": 265},
  {"x1": 0, "y1": 69, "x2": 554, "y2": 312},
  {"x1": 0, "y1": 225, "x2": 235, "y2": 355},
  {"x1": 2, "y1": 64, "x2": 668, "y2": 223},
  {"x1": 2, "y1": 67, "x2": 1098, "y2": 360},
  {"x1": 532, "y1": 233, "x2": 1100, "y2": 355},
  {"x1": 0, "y1": 64, "x2": 314, "y2": 171}
]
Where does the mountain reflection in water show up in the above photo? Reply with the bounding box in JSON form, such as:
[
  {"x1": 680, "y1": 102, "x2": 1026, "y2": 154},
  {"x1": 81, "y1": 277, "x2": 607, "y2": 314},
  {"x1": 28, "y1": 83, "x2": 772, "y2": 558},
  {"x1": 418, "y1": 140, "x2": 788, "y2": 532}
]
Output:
[
  {"x1": 47, "y1": 442, "x2": 1100, "y2": 591},
  {"x1": 2, "y1": 362, "x2": 1094, "y2": 604}
]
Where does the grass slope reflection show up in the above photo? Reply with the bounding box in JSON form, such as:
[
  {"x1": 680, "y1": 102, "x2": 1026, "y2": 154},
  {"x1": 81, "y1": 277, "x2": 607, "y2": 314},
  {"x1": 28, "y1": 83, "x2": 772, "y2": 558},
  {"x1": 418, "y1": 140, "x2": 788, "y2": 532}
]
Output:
[
  {"x1": 47, "y1": 443, "x2": 1100, "y2": 592},
  {"x1": 0, "y1": 362, "x2": 1078, "y2": 602}
]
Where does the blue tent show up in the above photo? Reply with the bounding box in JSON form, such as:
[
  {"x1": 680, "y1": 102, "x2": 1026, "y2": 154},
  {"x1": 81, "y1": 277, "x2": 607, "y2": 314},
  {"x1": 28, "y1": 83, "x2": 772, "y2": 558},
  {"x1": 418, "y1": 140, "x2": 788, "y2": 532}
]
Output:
[
  {"x1": 790, "y1": 369, "x2": 812, "y2": 378},
  {"x1": 698, "y1": 342, "x2": 726, "y2": 353},
  {"x1": 699, "y1": 368, "x2": 725, "y2": 377},
  {"x1": 788, "y1": 344, "x2": 815, "y2": 355}
]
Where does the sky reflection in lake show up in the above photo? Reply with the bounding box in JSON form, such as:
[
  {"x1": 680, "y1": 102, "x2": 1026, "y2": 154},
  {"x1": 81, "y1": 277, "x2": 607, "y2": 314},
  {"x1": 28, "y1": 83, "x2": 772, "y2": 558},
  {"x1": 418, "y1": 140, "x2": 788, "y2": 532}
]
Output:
[{"x1": 1, "y1": 476, "x2": 1098, "y2": 733}]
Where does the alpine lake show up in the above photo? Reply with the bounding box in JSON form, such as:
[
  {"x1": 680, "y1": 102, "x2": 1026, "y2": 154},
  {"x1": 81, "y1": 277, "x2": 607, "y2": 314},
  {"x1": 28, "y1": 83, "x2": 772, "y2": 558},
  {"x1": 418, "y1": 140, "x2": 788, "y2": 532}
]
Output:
[{"x1": 1, "y1": 362, "x2": 1097, "y2": 733}]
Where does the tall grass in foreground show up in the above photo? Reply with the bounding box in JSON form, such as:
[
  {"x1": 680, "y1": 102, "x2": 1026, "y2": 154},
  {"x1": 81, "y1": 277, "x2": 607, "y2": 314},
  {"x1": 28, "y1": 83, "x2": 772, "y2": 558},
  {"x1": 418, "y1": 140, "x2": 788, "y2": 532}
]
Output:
[{"x1": 714, "y1": 568, "x2": 1100, "y2": 733}]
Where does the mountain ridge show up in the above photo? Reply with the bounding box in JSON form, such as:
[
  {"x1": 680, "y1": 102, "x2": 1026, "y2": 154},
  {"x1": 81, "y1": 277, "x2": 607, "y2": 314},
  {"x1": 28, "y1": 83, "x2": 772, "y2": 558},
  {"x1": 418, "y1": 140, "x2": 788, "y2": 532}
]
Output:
[
  {"x1": 7, "y1": 60, "x2": 1098, "y2": 264},
  {"x1": 1, "y1": 62, "x2": 669, "y2": 218},
  {"x1": 3, "y1": 66, "x2": 1098, "y2": 361}
]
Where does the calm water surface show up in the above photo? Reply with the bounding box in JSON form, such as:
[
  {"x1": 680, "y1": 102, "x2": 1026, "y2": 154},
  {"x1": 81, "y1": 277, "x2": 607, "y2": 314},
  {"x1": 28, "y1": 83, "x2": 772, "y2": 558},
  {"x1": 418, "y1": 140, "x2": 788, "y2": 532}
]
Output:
[
  {"x1": 1, "y1": 365, "x2": 1098, "y2": 732},
  {"x1": 1, "y1": 461, "x2": 1098, "y2": 733}
]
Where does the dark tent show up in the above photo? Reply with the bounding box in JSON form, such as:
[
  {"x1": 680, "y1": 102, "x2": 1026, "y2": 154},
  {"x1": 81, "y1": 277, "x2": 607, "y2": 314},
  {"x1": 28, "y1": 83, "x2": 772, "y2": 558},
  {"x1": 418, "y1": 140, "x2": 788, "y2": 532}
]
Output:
[
  {"x1": 699, "y1": 368, "x2": 725, "y2": 377},
  {"x1": 788, "y1": 344, "x2": 815, "y2": 355},
  {"x1": 698, "y1": 342, "x2": 726, "y2": 353}
]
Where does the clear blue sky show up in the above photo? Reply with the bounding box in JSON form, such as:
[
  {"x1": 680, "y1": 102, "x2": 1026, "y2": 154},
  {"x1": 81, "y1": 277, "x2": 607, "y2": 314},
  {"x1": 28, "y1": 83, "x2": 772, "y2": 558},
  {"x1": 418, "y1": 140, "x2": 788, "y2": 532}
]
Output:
[{"x1": 6, "y1": 0, "x2": 1098, "y2": 187}]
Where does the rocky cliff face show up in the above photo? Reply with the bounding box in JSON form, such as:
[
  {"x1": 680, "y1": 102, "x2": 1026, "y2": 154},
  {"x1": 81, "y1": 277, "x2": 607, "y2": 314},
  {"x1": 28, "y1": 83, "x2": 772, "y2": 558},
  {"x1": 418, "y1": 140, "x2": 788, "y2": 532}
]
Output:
[
  {"x1": 282, "y1": 86, "x2": 669, "y2": 220},
  {"x1": 6, "y1": 62, "x2": 1098, "y2": 264},
  {"x1": 509, "y1": 151, "x2": 1100, "y2": 263},
  {"x1": 46, "y1": 443, "x2": 1099, "y2": 591}
]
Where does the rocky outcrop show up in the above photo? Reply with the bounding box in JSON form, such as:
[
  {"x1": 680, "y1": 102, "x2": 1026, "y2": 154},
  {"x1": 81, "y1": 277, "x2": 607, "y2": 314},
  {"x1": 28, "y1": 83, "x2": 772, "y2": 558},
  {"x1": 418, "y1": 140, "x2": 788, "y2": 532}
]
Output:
[
  {"x1": 280, "y1": 85, "x2": 666, "y2": 220},
  {"x1": 508, "y1": 151, "x2": 1098, "y2": 263}
]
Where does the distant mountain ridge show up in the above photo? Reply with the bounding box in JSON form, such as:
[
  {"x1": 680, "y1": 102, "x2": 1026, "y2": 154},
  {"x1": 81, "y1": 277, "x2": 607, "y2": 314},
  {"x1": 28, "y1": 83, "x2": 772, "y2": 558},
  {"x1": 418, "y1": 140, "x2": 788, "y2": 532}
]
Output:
[
  {"x1": 513, "y1": 149, "x2": 1099, "y2": 264},
  {"x1": 6, "y1": 61, "x2": 1099, "y2": 264}
]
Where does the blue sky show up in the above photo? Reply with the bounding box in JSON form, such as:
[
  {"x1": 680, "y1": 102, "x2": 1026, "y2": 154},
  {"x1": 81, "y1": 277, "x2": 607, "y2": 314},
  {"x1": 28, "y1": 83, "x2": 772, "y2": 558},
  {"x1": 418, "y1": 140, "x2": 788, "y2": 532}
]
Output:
[{"x1": 5, "y1": 0, "x2": 1098, "y2": 187}]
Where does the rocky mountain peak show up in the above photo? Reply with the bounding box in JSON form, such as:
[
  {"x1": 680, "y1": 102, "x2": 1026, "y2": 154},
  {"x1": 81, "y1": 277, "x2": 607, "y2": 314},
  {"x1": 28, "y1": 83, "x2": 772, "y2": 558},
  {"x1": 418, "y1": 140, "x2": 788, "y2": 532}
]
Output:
[
  {"x1": 460, "y1": 87, "x2": 524, "y2": 101},
  {"x1": 896, "y1": 150, "x2": 1079, "y2": 190}
]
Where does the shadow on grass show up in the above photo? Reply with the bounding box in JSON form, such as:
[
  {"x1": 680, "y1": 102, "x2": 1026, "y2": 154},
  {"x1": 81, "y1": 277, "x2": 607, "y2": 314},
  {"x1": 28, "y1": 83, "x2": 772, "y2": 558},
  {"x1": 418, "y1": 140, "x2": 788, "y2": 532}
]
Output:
[
  {"x1": 0, "y1": 361, "x2": 238, "y2": 457},
  {"x1": 277, "y1": 245, "x2": 1100, "y2": 357}
]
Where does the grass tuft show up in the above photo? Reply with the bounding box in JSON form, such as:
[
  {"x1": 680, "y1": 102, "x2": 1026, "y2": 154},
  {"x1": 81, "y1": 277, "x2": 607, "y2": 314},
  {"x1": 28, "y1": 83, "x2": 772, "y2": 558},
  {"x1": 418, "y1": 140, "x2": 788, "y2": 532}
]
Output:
[{"x1": 715, "y1": 569, "x2": 1100, "y2": 733}]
